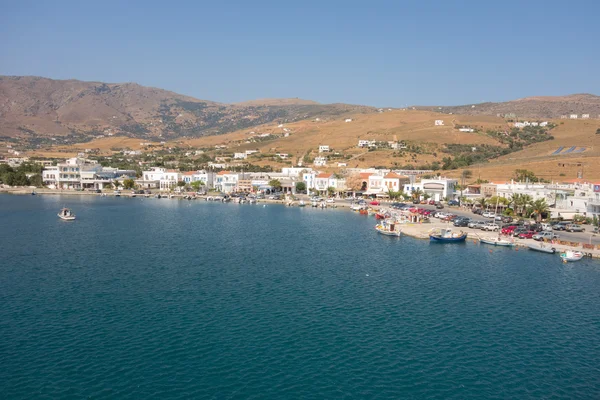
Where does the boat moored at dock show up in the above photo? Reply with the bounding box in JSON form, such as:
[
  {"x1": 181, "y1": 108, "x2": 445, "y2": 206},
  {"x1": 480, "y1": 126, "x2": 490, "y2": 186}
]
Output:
[{"x1": 429, "y1": 228, "x2": 467, "y2": 242}]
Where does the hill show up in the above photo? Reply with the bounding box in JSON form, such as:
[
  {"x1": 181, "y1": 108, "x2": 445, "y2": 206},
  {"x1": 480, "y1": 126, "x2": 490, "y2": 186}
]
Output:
[
  {"x1": 0, "y1": 76, "x2": 375, "y2": 146},
  {"x1": 414, "y1": 94, "x2": 600, "y2": 118}
]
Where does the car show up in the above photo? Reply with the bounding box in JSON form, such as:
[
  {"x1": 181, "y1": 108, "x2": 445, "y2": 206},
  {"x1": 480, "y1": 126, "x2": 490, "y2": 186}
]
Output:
[
  {"x1": 552, "y1": 222, "x2": 568, "y2": 231},
  {"x1": 512, "y1": 227, "x2": 528, "y2": 237},
  {"x1": 501, "y1": 225, "x2": 518, "y2": 235},
  {"x1": 434, "y1": 212, "x2": 447, "y2": 218},
  {"x1": 483, "y1": 223, "x2": 500, "y2": 231},
  {"x1": 412, "y1": 199, "x2": 420, "y2": 204},
  {"x1": 482, "y1": 211, "x2": 495, "y2": 218},
  {"x1": 326, "y1": 198, "x2": 335, "y2": 204},
  {"x1": 501, "y1": 216, "x2": 513, "y2": 223},
  {"x1": 420, "y1": 200, "x2": 428, "y2": 204},
  {"x1": 442, "y1": 214, "x2": 457, "y2": 221},
  {"x1": 453, "y1": 219, "x2": 470, "y2": 227},
  {"x1": 494, "y1": 215, "x2": 504, "y2": 221},
  {"x1": 447, "y1": 200, "x2": 459, "y2": 206},
  {"x1": 532, "y1": 231, "x2": 559, "y2": 241},
  {"x1": 468, "y1": 220, "x2": 483, "y2": 228},
  {"x1": 518, "y1": 230, "x2": 536, "y2": 239},
  {"x1": 428, "y1": 199, "x2": 436, "y2": 205},
  {"x1": 435, "y1": 203, "x2": 444, "y2": 209},
  {"x1": 370, "y1": 200, "x2": 380, "y2": 206},
  {"x1": 565, "y1": 224, "x2": 585, "y2": 232}
]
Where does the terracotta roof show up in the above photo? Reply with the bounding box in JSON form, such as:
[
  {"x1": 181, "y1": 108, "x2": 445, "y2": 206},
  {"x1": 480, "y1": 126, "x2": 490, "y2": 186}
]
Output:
[
  {"x1": 317, "y1": 173, "x2": 332, "y2": 178},
  {"x1": 217, "y1": 170, "x2": 232, "y2": 175},
  {"x1": 359, "y1": 173, "x2": 373, "y2": 179},
  {"x1": 182, "y1": 171, "x2": 196, "y2": 175},
  {"x1": 166, "y1": 169, "x2": 179, "y2": 173},
  {"x1": 384, "y1": 172, "x2": 405, "y2": 179}
]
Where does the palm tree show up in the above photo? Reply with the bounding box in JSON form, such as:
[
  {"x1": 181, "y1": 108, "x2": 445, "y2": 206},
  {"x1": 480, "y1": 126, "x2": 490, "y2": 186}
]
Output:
[
  {"x1": 476, "y1": 197, "x2": 487, "y2": 209},
  {"x1": 412, "y1": 188, "x2": 424, "y2": 201},
  {"x1": 530, "y1": 198, "x2": 549, "y2": 222}
]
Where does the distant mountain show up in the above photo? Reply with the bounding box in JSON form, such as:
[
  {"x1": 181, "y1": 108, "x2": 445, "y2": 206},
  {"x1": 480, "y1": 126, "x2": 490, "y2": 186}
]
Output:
[
  {"x1": 414, "y1": 94, "x2": 600, "y2": 118},
  {"x1": 0, "y1": 76, "x2": 375, "y2": 143}
]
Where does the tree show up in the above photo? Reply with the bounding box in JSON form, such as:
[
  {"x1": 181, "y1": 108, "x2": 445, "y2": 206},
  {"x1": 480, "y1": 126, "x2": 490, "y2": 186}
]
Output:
[
  {"x1": 423, "y1": 193, "x2": 431, "y2": 201},
  {"x1": 412, "y1": 188, "x2": 424, "y2": 201},
  {"x1": 123, "y1": 178, "x2": 135, "y2": 190},
  {"x1": 269, "y1": 179, "x2": 282, "y2": 191},
  {"x1": 387, "y1": 188, "x2": 403, "y2": 200},
  {"x1": 476, "y1": 197, "x2": 487, "y2": 209},
  {"x1": 344, "y1": 173, "x2": 364, "y2": 192},
  {"x1": 327, "y1": 186, "x2": 336, "y2": 196},
  {"x1": 177, "y1": 181, "x2": 187, "y2": 188},
  {"x1": 113, "y1": 179, "x2": 121, "y2": 189},
  {"x1": 513, "y1": 169, "x2": 540, "y2": 183},
  {"x1": 190, "y1": 181, "x2": 204, "y2": 191},
  {"x1": 530, "y1": 198, "x2": 549, "y2": 222},
  {"x1": 29, "y1": 174, "x2": 43, "y2": 187},
  {"x1": 295, "y1": 181, "x2": 306, "y2": 193}
]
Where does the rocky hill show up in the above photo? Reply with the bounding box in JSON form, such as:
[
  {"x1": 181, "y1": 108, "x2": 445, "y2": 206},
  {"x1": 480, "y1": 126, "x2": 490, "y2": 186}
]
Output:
[
  {"x1": 414, "y1": 94, "x2": 600, "y2": 118},
  {"x1": 0, "y1": 76, "x2": 375, "y2": 145}
]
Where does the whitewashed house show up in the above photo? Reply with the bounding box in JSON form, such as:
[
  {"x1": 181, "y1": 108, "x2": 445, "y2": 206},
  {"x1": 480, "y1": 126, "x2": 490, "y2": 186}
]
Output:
[
  {"x1": 434, "y1": 120, "x2": 444, "y2": 126},
  {"x1": 345, "y1": 118, "x2": 353, "y2": 123},
  {"x1": 358, "y1": 140, "x2": 370, "y2": 148},
  {"x1": 313, "y1": 156, "x2": 327, "y2": 167},
  {"x1": 234, "y1": 152, "x2": 248, "y2": 159},
  {"x1": 582, "y1": 114, "x2": 590, "y2": 119},
  {"x1": 215, "y1": 171, "x2": 239, "y2": 193},
  {"x1": 570, "y1": 114, "x2": 578, "y2": 119},
  {"x1": 318, "y1": 145, "x2": 330, "y2": 153}
]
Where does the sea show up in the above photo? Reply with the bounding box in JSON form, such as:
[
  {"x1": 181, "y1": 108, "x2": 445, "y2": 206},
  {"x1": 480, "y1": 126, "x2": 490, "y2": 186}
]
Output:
[{"x1": 1, "y1": 194, "x2": 600, "y2": 399}]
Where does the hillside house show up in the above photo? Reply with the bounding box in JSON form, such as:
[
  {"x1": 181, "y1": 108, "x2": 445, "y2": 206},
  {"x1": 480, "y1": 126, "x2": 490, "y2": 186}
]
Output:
[
  {"x1": 313, "y1": 156, "x2": 327, "y2": 167},
  {"x1": 540, "y1": 121, "x2": 549, "y2": 127},
  {"x1": 570, "y1": 114, "x2": 578, "y2": 119},
  {"x1": 345, "y1": 118, "x2": 353, "y2": 123},
  {"x1": 275, "y1": 153, "x2": 289, "y2": 159},
  {"x1": 459, "y1": 128, "x2": 474, "y2": 132},
  {"x1": 582, "y1": 114, "x2": 590, "y2": 119},
  {"x1": 358, "y1": 140, "x2": 370, "y2": 148},
  {"x1": 234, "y1": 152, "x2": 247, "y2": 159},
  {"x1": 318, "y1": 145, "x2": 330, "y2": 153},
  {"x1": 434, "y1": 120, "x2": 444, "y2": 126}
]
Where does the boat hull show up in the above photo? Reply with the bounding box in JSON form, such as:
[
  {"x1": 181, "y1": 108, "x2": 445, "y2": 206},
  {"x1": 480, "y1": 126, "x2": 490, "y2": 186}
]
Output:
[
  {"x1": 528, "y1": 244, "x2": 556, "y2": 254},
  {"x1": 375, "y1": 228, "x2": 401, "y2": 237},
  {"x1": 430, "y1": 234, "x2": 467, "y2": 242},
  {"x1": 58, "y1": 214, "x2": 76, "y2": 221},
  {"x1": 480, "y1": 239, "x2": 514, "y2": 247},
  {"x1": 560, "y1": 252, "x2": 584, "y2": 262}
]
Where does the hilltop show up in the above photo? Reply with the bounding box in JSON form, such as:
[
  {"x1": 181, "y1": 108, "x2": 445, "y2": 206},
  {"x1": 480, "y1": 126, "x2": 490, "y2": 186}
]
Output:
[
  {"x1": 0, "y1": 76, "x2": 375, "y2": 145},
  {"x1": 414, "y1": 94, "x2": 600, "y2": 118}
]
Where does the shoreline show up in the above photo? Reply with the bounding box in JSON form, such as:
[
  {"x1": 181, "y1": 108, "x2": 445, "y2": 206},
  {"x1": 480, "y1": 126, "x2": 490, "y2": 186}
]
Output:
[{"x1": 3, "y1": 188, "x2": 600, "y2": 259}]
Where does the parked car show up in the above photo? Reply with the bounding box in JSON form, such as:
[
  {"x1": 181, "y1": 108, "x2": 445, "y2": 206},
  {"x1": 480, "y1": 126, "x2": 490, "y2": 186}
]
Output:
[
  {"x1": 435, "y1": 202, "x2": 444, "y2": 209},
  {"x1": 472, "y1": 208, "x2": 483, "y2": 215},
  {"x1": 540, "y1": 223, "x2": 553, "y2": 232},
  {"x1": 501, "y1": 216, "x2": 513, "y2": 223},
  {"x1": 482, "y1": 211, "x2": 496, "y2": 218},
  {"x1": 370, "y1": 200, "x2": 380, "y2": 206},
  {"x1": 447, "y1": 200, "x2": 459, "y2": 206},
  {"x1": 532, "y1": 231, "x2": 559, "y2": 241},
  {"x1": 501, "y1": 225, "x2": 518, "y2": 235},
  {"x1": 326, "y1": 198, "x2": 336, "y2": 204},
  {"x1": 565, "y1": 224, "x2": 585, "y2": 232},
  {"x1": 434, "y1": 212, "x2": 447, "y2": 218},
  {"x1": 483, "y1": 223, "x2": 500, "y2": 232},
  {"x1": 552, "y1": 222, "x2": 568, "y2": 231},
  {"x1": 494, "y1": 215, "x2": 504, "y2": 221},
  {"x1": 518, "y1": 230, "x2": 536, "y2": 239},
  {"x1": 453, "y1": 218, "x2": 470, "y2": 227},
  {"x1": 468, "y1": 220, "x2": 482, "y2": 228},
  {"x1": 512, "y1": 227, "x2": 528, "y2": 237}
]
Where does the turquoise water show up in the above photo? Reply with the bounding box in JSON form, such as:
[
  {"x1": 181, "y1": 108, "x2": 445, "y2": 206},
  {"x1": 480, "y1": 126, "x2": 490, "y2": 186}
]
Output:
[{"x1": 1, "y1": 195, "x2": 600, "y2": 399}]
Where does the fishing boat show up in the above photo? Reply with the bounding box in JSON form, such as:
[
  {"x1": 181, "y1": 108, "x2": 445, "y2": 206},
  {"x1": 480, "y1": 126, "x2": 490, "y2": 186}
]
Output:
[
  {"x1": 298, "y1": 200, "x2": 306, "y2": 207},
  {"x1": 479, "y1": 236, "x2": 515, "y2": 247},
  {"x1": 560, "y1": 250, "x2": 584, "y2": 262},
  {"x1": 57, "y1": 207, "x2": 76, "y2": 221},
  {"x1": 429, "y1": 228, "x2": 467, "y2": 242},
  {"x1": 375, "y1": 222, "x2": 401, "y2": 237},
  {"x1": 528, "y1": 243, "x2": 556, "y2": 254},
  {"x1": 359, "y1": 209, "x2": 369, "y2": 215}
]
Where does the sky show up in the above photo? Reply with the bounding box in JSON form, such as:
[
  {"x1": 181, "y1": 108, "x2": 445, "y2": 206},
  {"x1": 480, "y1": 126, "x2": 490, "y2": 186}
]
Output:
[{"x1": 1, "y1": 0, "x2": 599, "y2": 107}]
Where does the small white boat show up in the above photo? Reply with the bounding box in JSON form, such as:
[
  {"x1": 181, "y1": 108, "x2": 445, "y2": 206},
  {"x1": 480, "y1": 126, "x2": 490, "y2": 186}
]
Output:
[
  {"x1": 528, "y1": 243, "x2": 556, "y2": 254},
  {"x1": 560, "y1": 250, "x2": 584, "y2": 262},
  {"x1": 375, "y1": 222, "x2": 401, "y2": 237},
  {"x1": 58, "y1": 207, "x2": 76, "y2": 221},
  {"x1": 479, "y1": 236, "x2": 515, "y2": 247},
  {"x1": 298, "y1": 200, "x2": 306, "y2": 207}
]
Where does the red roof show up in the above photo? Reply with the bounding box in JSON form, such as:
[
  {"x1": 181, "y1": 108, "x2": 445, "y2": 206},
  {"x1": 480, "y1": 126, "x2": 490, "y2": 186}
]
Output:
[
  {"x1": 384, "y1": 172, "x2": 405, "y2": 179},
  {"x1": 317, "y1": 173, "x2": 332, "y2": 178},
  {"x1": 217, "y1": 170, "x2": 232, "y2": 175},
  {"x1": 359, "y1": 173, "x2": 373, "y2": 179},
  {"x1": 182, "y1": 171, "x2": 196, "y2": 176}
]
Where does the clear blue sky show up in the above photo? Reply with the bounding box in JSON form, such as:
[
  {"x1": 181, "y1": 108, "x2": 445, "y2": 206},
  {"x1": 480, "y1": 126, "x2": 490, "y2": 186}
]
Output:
[{"x1": 1, "y1": 0, "x2": 599, "y2": 107}]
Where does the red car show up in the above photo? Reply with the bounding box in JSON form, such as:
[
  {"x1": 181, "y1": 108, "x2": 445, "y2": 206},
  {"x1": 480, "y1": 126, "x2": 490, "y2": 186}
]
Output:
[
  {"x1": 428, "y1": 200, "x2": 436, "y2": 205},
  {"x1": 501, "y1": 225, "x2": 517, "y2": 235},
  {"x1": 518, "y1": 230, "x2": 536, "y2": 239},
  {"x1": 370, "y1": 200, "x2": 380, "y2": 206}
]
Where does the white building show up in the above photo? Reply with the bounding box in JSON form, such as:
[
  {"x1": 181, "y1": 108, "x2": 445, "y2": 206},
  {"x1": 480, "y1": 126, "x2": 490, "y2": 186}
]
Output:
[
  {"x1": 245, "y1": 149, "x2": 259, "y2": 156},
  {"x1": 358, "y1": 140, "x2": 370, "y2": 148},
  {"x1": 403, "y1": 178, "x2": 458, "y2": 202},
  {"x1": 43, "y1": 157, "x2": 135, "y2": 190},
  {"x1": 435, "y1": 120, "x2": 444, "y2": 126},
  {"x1": 318, "y1": 145, "x2": 330, "y2": 153},
  {"x1": 582, "y1": 114, "x2": 590, "y2": 119},
  {"x1": 275, "y1": 153, "x2": 289, "y2": 159},
  {"x1": 302, "y1": 171, "x2": 317, "y2": 190},
  {"x1": 313, "y1": 156, "x2": 327, "y2": 167},
  {"x1": 140, "y1": 167, "x2": 182, "y2": 191},
  {"x1": 345, "y1": 118, "x2": 353, "y2": 123},
  {"x1": 215, "y1": 171, "x2": 240, "y2": 193},
  {"x1": 234, "y1": 152, "x2": 248, "y2": 159},
  {"x1": 459, "y1": 128, "x2": 475, "y2": 132},
  {"x1": 570, "y1": 114, "x2": 578, "y2": 119},
  {"x1": 181, "y1": 170, "x2": 216, "y2": 189},
  {"x1": 540, "y1": 121, "x2": 549, "y2": 127}
]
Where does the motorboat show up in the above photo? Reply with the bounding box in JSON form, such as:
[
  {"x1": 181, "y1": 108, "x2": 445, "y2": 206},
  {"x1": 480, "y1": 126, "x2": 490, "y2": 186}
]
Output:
[
  {"x1": 528, "y1": 243, "x2": 556, "y2": 254},
  {"x1": 375, "y1": 222, "x2": 401, "y2": 237},
  {"x1": 560, "y1": 250, "x2": 584, "y2": 262},
  {"x1": 479, "y1": 236, "x2": 515, "y2": 247},
  {"x1": 429, "y1": 228, "x2": 467, "y2": 242},
  {"x1": 298, "y1": 200, "x2": 306, "y2": 207},
  {"x1": 58, "y1": 207, "x2": 76, "y2": 221}
]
